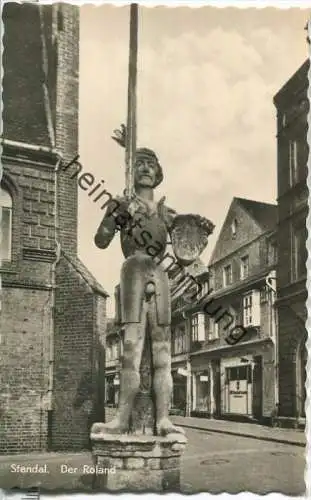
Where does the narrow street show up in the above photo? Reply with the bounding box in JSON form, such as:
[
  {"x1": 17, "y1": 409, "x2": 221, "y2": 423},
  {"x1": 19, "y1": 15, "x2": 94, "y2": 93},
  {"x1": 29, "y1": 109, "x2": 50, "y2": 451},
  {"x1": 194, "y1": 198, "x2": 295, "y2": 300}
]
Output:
[{"x1": 0, "y1": 428, "x2": 305, "y2": 495}]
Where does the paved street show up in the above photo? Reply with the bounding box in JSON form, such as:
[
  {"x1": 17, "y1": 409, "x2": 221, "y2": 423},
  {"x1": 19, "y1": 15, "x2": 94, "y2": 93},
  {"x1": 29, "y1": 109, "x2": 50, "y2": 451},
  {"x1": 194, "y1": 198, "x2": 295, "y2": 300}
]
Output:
[
  {"x1": 0, "y1": 428, "x2": 306, "y2": 495},
  {"x1": 181, "y1": 428, "x2": 305, "y2": 495}
]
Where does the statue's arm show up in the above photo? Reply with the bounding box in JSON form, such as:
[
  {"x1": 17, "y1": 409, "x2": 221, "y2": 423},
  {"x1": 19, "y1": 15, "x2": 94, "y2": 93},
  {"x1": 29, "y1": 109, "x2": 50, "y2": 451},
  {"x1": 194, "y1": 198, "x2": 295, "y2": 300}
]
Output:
[
  {"x1": 94, "y1": 208, "x2": 117, "y2": 249},
  {"x1": 94, "y1": 197, "x2": 127, "y2": 249}
]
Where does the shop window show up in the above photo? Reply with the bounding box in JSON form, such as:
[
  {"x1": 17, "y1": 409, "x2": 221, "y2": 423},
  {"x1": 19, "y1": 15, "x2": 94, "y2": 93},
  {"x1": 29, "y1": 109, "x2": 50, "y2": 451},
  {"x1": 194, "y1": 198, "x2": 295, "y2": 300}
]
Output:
[
  {"x1": 226, "y1": 365, "x2": 251, "y2": 382},
  {"x1": 0, "y1": 185, "x2": 12, "y2": 263}
]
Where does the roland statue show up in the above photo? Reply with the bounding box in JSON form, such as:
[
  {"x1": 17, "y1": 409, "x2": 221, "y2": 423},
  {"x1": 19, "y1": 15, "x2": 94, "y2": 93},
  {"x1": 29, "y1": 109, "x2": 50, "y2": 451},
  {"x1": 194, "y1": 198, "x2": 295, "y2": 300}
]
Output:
[{"x1": 92, "y1": 127, "x2": 214, "y2": 437}]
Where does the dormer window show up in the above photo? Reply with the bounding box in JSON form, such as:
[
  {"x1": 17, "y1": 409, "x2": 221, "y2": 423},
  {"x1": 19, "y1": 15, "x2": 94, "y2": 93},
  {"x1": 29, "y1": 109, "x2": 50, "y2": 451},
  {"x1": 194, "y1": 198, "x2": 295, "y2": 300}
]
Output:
[
  {"x1": 0, "y1": 185, "x2": 12, "y2": 263},
  {"x1": 231, "y1": 218, "x2": 237, "y2": 238}
]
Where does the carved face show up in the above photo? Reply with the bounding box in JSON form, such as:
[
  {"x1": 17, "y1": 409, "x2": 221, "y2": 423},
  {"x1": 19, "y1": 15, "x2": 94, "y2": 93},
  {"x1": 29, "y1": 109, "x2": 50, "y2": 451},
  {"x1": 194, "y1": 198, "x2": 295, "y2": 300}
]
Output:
[{"x1": 134, "y1": 156, "x2": 157, "y2": 188}]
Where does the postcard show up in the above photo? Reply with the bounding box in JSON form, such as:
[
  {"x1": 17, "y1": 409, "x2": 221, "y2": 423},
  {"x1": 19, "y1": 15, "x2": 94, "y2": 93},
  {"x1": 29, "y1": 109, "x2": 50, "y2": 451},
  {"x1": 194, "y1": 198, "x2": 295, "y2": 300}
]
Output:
[{"x1": 0, "y1": 1, "x2": 308, "y2": 497}]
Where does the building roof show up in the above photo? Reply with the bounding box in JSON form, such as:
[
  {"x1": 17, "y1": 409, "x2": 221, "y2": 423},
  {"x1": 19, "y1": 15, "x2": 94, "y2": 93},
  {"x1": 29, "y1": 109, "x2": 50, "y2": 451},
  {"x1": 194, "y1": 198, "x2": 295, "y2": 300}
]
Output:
[
  {"x1": 274, "y1": 59, "x2": 309, "y2": 107},
  {"x1": 235, "y1": 197, "x2": 277, "y2": 233},
  {"x1": 209, "y1": 197, "x2": 277, "y2": 266},
  {"x1": 63, "y1": 252, "x2": 109, "y2": 298}
]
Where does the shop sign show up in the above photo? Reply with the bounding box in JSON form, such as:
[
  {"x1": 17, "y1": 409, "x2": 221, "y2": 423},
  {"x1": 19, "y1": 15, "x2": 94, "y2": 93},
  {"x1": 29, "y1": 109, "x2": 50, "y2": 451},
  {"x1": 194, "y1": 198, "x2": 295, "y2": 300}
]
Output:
[{"x1": 200, "y1": 375, "x2": 208, "y2": 382}]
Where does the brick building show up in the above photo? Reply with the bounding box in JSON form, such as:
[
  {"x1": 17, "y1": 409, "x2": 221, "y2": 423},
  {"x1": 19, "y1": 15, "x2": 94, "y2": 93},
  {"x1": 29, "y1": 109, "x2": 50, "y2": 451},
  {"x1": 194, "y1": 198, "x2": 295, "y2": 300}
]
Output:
[
  {"x1": 274, "y1": 60, "x2": 309, "y2": 423},
  {"x1": 188, "y1": 198, "x2": 278, "y2": 421},
  {"x1": 0, "y1": 3, "x2": 108, "y2": 454}
]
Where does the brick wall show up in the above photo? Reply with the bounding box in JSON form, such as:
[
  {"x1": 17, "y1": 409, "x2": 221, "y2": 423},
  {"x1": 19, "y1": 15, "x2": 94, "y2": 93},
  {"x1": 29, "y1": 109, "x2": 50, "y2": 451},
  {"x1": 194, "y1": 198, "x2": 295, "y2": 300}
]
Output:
[
  {"x1": 55, "y1": 4, "x2": 79, "y2": 255},
  {"x1": 0, "y1": 288, "x2": 52, "y2": 453},
  {"x1": 51, "y1": 255, "x2": 99, "y2": 451},
  {"x1": 1, "y1": 3, "x2": 109, "y2": 453},
  {"x1": 3, "y1": 3, "x2": 80, "y2": 255},
  {"x1": 93, "y1": 294, "x2": 107, "y2": 423},
  {"x1": 1, "y1": 155, "x2": 56, "y2": 284}
]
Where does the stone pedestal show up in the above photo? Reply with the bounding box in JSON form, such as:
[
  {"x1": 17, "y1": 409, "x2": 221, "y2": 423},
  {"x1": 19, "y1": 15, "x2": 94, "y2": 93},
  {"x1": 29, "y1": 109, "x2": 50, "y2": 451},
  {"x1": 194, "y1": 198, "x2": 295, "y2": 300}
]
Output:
[{"x1": 90, "y1": 432, "x2": 187, "y2": 492}]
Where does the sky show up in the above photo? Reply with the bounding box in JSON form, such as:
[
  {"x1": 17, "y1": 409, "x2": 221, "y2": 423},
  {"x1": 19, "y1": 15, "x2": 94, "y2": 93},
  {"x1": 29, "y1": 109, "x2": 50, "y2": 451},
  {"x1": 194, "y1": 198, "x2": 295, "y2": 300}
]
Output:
[{"x1": 77, "y1": 5, "x2": 309, "y2": 317}]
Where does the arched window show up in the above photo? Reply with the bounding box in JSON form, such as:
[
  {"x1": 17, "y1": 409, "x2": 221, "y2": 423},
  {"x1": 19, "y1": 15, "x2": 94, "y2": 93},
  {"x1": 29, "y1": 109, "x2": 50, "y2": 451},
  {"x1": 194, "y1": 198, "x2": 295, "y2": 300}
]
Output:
[{"x1": 0, "y1": 185, "x2": 12, "y2": 262}]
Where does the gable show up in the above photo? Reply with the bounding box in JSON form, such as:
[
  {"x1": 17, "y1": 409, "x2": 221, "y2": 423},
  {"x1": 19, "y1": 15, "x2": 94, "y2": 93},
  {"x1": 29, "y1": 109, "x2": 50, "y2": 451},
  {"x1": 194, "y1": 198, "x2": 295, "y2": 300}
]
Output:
[{"x1": 209, "y1": 198, "x2": 263, "y2": 265}]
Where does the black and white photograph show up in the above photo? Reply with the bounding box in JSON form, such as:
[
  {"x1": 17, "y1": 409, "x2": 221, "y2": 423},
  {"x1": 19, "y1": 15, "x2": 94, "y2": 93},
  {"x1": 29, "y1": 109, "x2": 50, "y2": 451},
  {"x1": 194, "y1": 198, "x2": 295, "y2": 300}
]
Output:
[{"x1": 0, "y1": 1, "x2": 309, "y2": 496}]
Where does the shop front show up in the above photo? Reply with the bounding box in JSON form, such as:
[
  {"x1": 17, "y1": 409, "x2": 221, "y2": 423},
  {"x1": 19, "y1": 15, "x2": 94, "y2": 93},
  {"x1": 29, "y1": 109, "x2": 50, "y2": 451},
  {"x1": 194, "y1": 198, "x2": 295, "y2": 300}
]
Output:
[
  {"x1": 224, "y1": 363, "x2": 252, "y2": 415},
  {"x1": 220, "y1": 340, "x2": 275, "y2": 420},
  {"x1": 190, "y1": 353, "x2": 213, "y2": 417},
  {"x1": 171, "y1": 368, "x2": 187, "y2": 415},
  {"x1": 105, "y1": 372, "x2": 120, "y2": 407},
  {"x1": 192, "y1": 371, "x2": 210, "y2": 416}
]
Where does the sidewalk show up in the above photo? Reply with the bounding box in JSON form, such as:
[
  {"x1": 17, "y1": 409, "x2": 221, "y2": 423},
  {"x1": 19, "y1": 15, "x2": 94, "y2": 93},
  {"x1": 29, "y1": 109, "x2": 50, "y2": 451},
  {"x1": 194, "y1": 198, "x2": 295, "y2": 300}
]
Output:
[{"x1": 171, "y1": 416, "x2": 306, "y2": 447}]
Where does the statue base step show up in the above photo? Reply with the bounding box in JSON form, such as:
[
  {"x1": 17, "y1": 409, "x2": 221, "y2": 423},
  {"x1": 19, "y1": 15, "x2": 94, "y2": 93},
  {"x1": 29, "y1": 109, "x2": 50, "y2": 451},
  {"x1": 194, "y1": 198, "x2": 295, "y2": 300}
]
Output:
[{"x1": 90, "y1": 431, "x2": 187, "y2": 492}]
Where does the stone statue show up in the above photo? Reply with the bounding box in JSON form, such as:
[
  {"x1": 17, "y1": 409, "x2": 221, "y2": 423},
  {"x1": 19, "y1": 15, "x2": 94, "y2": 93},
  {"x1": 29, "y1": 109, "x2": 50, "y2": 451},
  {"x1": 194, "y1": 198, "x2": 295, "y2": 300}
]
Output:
[{"x1": 92, "y1": 141, "x2": 214, "y2": 437}]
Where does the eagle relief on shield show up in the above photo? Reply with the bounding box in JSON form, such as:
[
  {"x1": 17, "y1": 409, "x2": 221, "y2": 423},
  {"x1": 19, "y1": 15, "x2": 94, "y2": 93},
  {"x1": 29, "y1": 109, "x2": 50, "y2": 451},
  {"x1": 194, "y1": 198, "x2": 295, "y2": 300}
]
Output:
[{"x1": 170, "y1": 214, "x2": 215, "y2": 266}]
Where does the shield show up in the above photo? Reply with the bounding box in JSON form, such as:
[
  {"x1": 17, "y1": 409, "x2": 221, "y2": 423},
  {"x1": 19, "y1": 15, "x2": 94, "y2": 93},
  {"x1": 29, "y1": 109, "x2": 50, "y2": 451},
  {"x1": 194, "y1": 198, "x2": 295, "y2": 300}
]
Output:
[{"x1": 170, "y1": 214, "x2": 214, "y2": 265}]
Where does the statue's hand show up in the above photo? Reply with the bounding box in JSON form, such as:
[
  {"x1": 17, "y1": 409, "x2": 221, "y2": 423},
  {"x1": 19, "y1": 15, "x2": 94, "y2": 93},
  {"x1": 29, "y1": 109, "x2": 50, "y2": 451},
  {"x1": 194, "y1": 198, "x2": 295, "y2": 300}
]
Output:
[
  {"x1": 114, "y1": 194, "x2": 140, "y2": 218},
  {"x1": 111, "y1": 124, "x2": 126, "y2": 148}
]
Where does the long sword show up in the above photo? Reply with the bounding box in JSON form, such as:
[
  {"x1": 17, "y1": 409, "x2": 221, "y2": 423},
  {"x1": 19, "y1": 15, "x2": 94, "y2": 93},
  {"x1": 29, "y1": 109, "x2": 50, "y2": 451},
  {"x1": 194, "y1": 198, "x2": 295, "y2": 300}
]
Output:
[{"x1": 124, "y1": 3, "x2": 138, "y2": 200}]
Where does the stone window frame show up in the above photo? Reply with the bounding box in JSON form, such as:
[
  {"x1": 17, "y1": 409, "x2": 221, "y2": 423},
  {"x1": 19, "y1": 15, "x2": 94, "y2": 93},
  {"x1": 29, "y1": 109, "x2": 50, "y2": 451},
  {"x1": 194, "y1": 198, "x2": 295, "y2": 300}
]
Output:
[
  {"x1": 223, "y1": 263, "x2": 232, "y2": 287},
  {"x1": 0, "y1": 184, "x2": 12, "y2": 262},
  {"x1": 0, "y1": 174, "x2": 21, "y2": 273},
  {"x1": 240, "y1": 255, "x2": 249, "y2": 280}
]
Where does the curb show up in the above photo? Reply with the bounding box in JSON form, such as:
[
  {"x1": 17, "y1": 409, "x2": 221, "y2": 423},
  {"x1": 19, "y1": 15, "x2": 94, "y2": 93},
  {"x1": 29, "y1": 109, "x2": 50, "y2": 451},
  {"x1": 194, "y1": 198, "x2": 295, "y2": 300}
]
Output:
[{"x1": 176, "y1": 423, "x2": 306, "y2": 448}]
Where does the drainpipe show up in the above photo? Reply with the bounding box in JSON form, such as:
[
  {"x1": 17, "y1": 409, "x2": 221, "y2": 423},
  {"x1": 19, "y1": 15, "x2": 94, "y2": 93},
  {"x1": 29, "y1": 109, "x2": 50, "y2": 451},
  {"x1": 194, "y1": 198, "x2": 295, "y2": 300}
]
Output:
[
  {"x1": 272, "y1": 295, "x2": 279, "y2": 412},
  {"x1": 47, "y1": 156, "x2": 62, "y2": 416},
  {"x1": 266, "y1": 275, "x2": 278, "y2": 416},
  {"x1": 186, "y1": 358, "x2": 191, "y2": 417}
]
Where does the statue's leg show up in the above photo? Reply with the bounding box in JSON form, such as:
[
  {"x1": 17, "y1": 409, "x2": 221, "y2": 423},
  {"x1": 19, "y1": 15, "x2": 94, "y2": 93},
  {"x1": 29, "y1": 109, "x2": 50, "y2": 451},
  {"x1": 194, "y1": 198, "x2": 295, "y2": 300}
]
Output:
[
  {"x1": 148, "y1": 300, "x2": 185, "y2": 437},
  {"x1": 117, "y1": 320, "x2": 146, "y2": 429},
  {"x1": 92, "y1": 318, "x2": 146, "y2": 435}
]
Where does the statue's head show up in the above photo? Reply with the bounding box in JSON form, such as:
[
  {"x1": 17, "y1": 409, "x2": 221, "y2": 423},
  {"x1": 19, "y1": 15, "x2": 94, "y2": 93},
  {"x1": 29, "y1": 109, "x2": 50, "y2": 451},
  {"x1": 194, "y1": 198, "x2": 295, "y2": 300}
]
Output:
[{"x1": 134, "y1": 148, "x2": 163, "y2": 189}]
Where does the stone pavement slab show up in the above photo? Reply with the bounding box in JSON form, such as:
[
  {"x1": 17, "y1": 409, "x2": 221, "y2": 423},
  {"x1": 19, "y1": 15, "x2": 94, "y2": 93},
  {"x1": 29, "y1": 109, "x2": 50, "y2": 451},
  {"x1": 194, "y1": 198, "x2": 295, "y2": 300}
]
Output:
[{"x1": 171, "y1": 416, "x2": 306, "y2": 447}]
